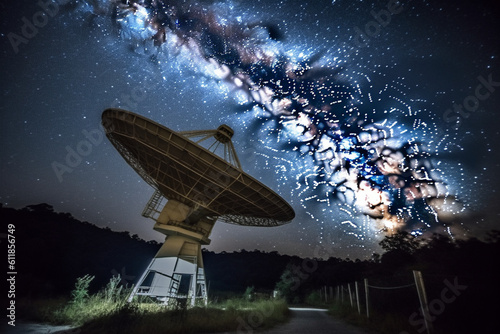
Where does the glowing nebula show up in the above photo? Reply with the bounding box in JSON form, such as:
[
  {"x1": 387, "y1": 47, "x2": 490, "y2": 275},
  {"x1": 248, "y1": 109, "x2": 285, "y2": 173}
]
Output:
[{"x1": 73, "y1": 0, "x2": 466, "y2": 238}]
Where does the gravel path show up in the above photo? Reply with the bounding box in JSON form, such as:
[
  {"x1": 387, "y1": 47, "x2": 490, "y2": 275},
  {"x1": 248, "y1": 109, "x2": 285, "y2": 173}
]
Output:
[
  {"x1": 257, "y1": 308, "x2": 369, "y2": 334},
  {"x1": 0, "y1": 322, "x2": 80, "y2": 334}
]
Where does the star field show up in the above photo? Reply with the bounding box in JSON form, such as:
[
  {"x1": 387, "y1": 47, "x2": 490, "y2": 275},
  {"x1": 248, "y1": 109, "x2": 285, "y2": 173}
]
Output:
[{"x1": 1, "y1": 0, "x2": 499, "y2": 259}]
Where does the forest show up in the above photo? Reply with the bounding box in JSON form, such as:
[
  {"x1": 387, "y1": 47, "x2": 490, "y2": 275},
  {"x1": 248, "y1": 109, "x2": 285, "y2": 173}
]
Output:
[{"x1": 1, "y1": 203, "x2": 499, "y2": 333}]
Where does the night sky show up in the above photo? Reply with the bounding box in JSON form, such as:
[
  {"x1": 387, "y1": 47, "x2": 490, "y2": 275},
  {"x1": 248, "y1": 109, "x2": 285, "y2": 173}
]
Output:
[{"x1": 1, "y1": 0, "x2": 499, "y2": 259}]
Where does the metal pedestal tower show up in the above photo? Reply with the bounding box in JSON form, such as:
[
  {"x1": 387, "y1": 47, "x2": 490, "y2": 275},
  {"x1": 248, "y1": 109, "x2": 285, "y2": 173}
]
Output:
[{"x1": 128, "y1": 198, "x2": 215, "y2": 306}]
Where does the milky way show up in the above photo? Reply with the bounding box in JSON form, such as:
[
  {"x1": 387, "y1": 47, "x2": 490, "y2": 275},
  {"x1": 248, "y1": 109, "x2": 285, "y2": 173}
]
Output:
[
  {"x1": 1, "y1": 0, "x2": 499, "y2": 258},
  {"x1": 73, "y1": 0, "x2": 482, "y2": 236}
]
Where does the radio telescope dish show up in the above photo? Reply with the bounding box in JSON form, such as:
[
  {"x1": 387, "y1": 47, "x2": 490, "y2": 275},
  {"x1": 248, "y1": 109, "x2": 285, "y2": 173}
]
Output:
[{"x1": 102, "y1": 108, "x2": 294, "y2": 306}]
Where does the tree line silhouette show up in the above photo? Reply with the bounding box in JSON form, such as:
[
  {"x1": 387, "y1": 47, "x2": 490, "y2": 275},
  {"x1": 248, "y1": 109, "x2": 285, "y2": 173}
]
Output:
[{"x1": 1, "y1": 203, "x2": 498, "y2": 333}]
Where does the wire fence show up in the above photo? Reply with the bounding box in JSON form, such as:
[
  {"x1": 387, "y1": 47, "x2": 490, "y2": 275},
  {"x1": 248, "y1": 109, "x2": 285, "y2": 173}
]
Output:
[
  {"x1": 315, "y1": 270, "x2": 443, "y2": 334},
  {"x1": 313, "y1": 265, "x2": 496, "y2": 334},
  {"x1": 367, "y1": 282, "x2": 416, "y2": 290}
]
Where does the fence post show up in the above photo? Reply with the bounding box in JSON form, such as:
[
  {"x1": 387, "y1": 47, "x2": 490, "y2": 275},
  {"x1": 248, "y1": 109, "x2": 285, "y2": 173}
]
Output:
[
  {"x1": 341, "y1": 284, "x2": 344, "y2": 303},
  {"x1": 355, "y1": 281, "x2": 361, "y2": 314},
  {"x1": 337, "y1": 285, "x2": 340, "y2": 303},
  {"x1": 413, "y1": 270, "x2": 433, "y2": 334},
  {"x1": 348, "y1": 283, "x2": 353, "y2": 307},
  {"x1": 324, "y1": 286, "x2": 328, "y2": 303},
  {"x1": 364, "y1": 278, "x2": 370, "y2": 318}
]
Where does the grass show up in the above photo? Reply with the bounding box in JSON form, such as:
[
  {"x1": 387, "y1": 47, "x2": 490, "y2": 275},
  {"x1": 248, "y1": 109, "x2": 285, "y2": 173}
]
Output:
[
  {"x1": 16, "y1": 297, "x2": 68, "y2": 323},
  {"x1": 79, "y1": 300, "x2": 289, "y2": 334},
  {"x1": 327, "y1": 302, "x2": 406, "y2": 334},
  {"x1": 18, "y1": 276, "x2": 290, "y2": 334}
]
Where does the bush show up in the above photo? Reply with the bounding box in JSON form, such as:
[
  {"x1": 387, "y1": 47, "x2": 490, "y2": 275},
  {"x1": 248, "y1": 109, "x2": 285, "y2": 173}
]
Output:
[
  {"x1": 274, "y1": 267, "x2": 297, "y2": 303},
  {"x1": 243, "y1": 286, "x2": 255, "y2": 301},
  {"x1": 50, "y1": 275, "x2": 131, "y2": 325},
  {"x1": 71, "y1": 274, "x2": 94, "y2": 305},
  {"x1": 102, "y1": 275, "x2": 123, "y2": 303},
  {"x1": 305, "y1": 291, "x2": 321, "y2": 306}
]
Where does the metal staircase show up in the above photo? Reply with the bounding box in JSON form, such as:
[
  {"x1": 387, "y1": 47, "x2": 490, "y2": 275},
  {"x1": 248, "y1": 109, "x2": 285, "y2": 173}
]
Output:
[
  {"x1": 168, "y1": 274, "x2": 181, "y2": 297},
  {"x1": 142, "y1": 189, "x2": 166, "y2": 220},
  {"x1": 196, "y1": 268, "x2": 208, "y2": 305}
]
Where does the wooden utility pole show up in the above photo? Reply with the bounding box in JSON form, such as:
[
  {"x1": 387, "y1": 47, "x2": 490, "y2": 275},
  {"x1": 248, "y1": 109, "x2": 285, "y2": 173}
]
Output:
[
  {"x1": 355, "y1": 281, "x2": 361, "y2": 314},
  {"x1": 364, "y1": 278, "x2": 370, "y2": 318},
  {"x1": 413, "y1": 270, "x2": 433, "y2": 334},
  {"x1": 348, "y1": 283, "x2": 353, "y2": 307}
]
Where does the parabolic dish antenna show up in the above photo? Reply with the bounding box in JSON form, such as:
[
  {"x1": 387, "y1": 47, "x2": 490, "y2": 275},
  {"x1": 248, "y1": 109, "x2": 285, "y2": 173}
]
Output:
[{"x1": 102, "y1": 108, "x2": 294, "y2": 305}]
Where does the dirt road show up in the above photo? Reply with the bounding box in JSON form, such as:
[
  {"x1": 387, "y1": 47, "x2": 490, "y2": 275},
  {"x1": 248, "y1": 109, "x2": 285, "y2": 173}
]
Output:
[
  {"x1": 252, "y1": 308, "x2": 369, "y2": 334},
  {"x1": 0, "y1": 322, "x2": 79, "y2": 334}
]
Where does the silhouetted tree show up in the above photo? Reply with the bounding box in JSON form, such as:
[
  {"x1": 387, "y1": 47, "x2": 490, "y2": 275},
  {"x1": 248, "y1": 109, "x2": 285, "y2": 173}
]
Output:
[
  {"x1": 275, "y1": 264, "x2": 299, "y2": 303},
  {"x1": 379, "y1": 230, "x2": 421, "y2": 253}
]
